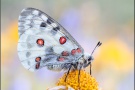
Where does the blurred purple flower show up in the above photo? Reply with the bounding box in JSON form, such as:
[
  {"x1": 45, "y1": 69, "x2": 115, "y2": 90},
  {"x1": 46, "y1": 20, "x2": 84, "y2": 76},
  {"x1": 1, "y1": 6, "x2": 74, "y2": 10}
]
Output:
[
  {"x1": 35, "y1": 68, "x2": 64, "y2": 83},
  {"x1": 117, "y1": 72, "x2": 134, "y2": 90},
  {"x1": 59, "y1": 9, "x2": 98, "y2": 53},
  {"x1": 59, "y1": 9, "x2": 83, "y2": 40},
  {"x1": 9, "y1": 76, "x2": 31, "y2": 90}
]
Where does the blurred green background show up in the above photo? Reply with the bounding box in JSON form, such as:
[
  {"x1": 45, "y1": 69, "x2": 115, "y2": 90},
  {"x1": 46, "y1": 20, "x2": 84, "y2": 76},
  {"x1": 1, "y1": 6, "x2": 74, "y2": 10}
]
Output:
[{"x1": 1, "y1": 0, "x2": 134, "y2": 90}]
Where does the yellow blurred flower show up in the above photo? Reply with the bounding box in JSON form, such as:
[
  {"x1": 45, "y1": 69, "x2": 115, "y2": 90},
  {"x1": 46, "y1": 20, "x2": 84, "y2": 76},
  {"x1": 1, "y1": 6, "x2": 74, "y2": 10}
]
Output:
[
  {"x1": 1, "y1": 21, "x2": 18, "y2": 64},
  {"x1": 93, "y1": 38, "x2": 134, "y2": 73},
  {"x1": 57, "y1": 70, "x2": 98, "y2": 90}
]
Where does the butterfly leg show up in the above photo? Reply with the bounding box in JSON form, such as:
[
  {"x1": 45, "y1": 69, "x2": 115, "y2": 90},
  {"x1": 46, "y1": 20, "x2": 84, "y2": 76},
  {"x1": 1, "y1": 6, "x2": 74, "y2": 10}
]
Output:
[
  {"x1": 90, "y1": 62, "x2": 92, "y2": 75},
  {"x1": 64, "y1": 64, "x2": 72, "y2": 82},
  {"x1": 78, "y1": 65, "x2": 83, "y2": 83},
  {"x1": 83, "y1": 62, "x2": 92, "y2": 75},
  {"x1": 78, "y1": 68, "x2": 81, "y2": 83}
]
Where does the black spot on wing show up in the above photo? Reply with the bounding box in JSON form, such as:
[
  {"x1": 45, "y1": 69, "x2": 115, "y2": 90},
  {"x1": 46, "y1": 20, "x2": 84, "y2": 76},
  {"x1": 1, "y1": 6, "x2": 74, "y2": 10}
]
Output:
[
  {"x1": 53, "y1": 26, "x2": 60, "y2": 31},
  {"x1": 45, "y1": 47, "x2": 53, "y2": 54},
  {"x1": 40, "y1": 22, "x2": 46, "y2": 27},
  {"x1": 27, "y1": 43, "x2": 33, "y2": 48},
  {"x1": 38, "y1": 11, "x2": 42, "y2": 16},
  {"x1": 50, "y1": 26, "x2": 60, "y2": 35},
  {"x1": 47, "y1": 18, "x2": 54, "y2": 24},
  {"x1": 53, "y1": 28, "x2": 57, "y2": 31},
  {"x1": 20, "y1": 9, "x2": 32, "y2": 16},
  {"x1": 26, "y1": 52, "x2": 31, "y2": 57},
  {"x1": 43, "y1": 55, "x2": 57, "y2": 62},
  {"x1": 55, "y1": 26, "x2": 60, "y2": 30},
  {"x1": 50, "y1": 29, "x2": 57, "y2": 35},
  {"x1": 51, "y1": 26, "x2": 60, "y2": 35},
  {"x1": 27, "y1": 61, "x2": 30, "y2": 65}
]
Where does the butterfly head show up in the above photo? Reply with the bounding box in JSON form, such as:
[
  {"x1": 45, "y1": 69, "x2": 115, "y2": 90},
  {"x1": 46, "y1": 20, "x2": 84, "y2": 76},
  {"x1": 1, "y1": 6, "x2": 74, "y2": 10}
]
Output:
[
  {"x1": 84, "y1": 52, "x2": 94, "y2": 60},
  {"x1": 82, "y1": 52, "x2": 94, "y2": 68}
]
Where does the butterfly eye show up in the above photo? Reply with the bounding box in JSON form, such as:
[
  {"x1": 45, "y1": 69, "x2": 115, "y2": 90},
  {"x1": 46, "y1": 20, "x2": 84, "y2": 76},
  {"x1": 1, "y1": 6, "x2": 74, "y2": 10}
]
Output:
[
  {"x1": 88, "y1": 56, "x2": 93, "y2": 61},
  {"x1": 84, "y1": 60, "x2": 87, "y2": 64}
]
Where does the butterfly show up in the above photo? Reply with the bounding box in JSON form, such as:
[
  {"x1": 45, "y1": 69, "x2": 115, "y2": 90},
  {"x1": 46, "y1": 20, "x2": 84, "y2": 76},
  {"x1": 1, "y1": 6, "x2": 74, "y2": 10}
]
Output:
[{"x1": 18, "y1": 8, "x2": 102, "y2": 81}]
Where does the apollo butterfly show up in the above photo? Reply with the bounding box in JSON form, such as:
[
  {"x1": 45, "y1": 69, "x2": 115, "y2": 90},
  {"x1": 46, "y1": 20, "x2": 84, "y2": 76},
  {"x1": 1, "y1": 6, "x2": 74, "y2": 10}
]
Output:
[{"x1": 17, "y1": 8, "x2": 102, "y2": 80}]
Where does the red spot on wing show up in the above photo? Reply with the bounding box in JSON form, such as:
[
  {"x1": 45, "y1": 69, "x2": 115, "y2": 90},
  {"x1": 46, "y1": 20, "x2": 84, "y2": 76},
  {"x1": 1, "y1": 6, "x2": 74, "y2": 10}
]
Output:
[
  {"x1": 71, "y1": 48, "x2": 82, "y2": 55},
  {"x1": 58, "y1": 57, "x2": 65, "y2": 61},
  {"x1": 71, "y1": 49, "x2": 76, "y2": 55},
  {"x1": 77, "y1": 48, "x2": 81, "y2": 53},
  {"x1": 37, "y1": 39, "x2": 44, "y2": 46},
  {"x1": 35, "y1": 62, "x2": 40, "y2": 69},
  {"x1": 62, "y1": 51, "x2": 69, "y2": 56},
  {"x1": 59, "y1": 36, "x2": 66, "y2": 44},
  {"x1": 35, "y1": 57, "x2": 41, "y2": 62}
]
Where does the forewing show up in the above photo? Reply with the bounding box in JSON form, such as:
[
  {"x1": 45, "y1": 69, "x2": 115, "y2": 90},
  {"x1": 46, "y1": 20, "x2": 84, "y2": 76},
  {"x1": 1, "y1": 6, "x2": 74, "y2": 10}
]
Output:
[{"x1": 18, "y1": 8, "x2": 84, "y2": 71}]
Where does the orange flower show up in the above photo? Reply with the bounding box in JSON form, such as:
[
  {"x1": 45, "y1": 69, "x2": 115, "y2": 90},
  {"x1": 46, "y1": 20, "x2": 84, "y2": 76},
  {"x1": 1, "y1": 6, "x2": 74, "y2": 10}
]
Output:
[{"x1": 56, "y1": 70, "x2": 99, "y2": 90}]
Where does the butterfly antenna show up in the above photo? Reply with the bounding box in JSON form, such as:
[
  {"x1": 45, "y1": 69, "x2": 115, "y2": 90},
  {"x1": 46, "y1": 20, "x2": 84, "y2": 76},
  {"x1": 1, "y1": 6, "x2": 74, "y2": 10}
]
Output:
[
  {"x1": 90, "y1": 41, "x2": 102, "y2": 75},
  {"x1": 90, "y1": 41, "x2": 102, "y2": 56}
]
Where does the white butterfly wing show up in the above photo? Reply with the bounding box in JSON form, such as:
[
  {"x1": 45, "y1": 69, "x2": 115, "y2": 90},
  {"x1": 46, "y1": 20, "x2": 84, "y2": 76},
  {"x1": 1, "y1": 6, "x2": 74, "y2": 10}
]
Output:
[{"x1": 18, "y1": 8, "x2": 84, "y2": 71}]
